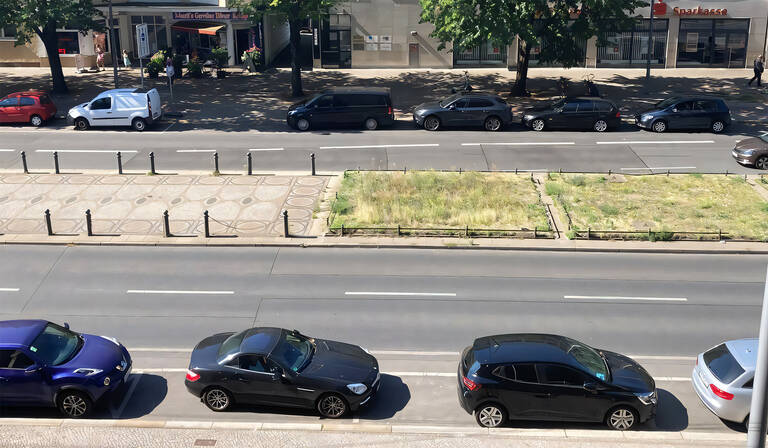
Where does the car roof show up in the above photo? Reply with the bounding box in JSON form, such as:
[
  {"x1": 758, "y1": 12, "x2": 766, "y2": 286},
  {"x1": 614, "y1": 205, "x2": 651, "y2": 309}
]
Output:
[
  {"x1": 7, "y1": 90, "x2": 47, "y2": 97},
  {"x1": 671, "y1": 96, "x2": 724, "y2": 102},
  {"x1": 240, "y1": 327, "x2": 282, "y2": 355},
  {"x1": 472, "y1": 333, "x2": 583, "y2": 367},
  {"x1": 0, "y1": 319, "x2": 48, "y2": 347},
  {"x1": 325, "y1": 87, "x2": 390, "y2": 95},
  {"x1": 725, "y1": 339, "x2": 758, "y2": 371},
  {"x1": 96, "y1": 88, "x2": 141, "y2": 98}
]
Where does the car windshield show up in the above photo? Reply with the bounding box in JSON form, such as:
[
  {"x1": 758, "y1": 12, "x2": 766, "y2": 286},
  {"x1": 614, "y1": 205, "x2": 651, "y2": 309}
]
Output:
[
  {"x1": 655, "y1": 98, "x2": 679, "y2": 109},
  {"x1": 218, "y1": 330, "x2": 247, "y2": 361},
  {"x1": 440, "y1": 94, "x2": 462, "y2": 108},
  {"x1": 566, "y1": 339, "x2": 610, "y2": 382},
  {"x1": 29, "y1": 323, "x2": 82, "y2": 366},
  {"x1": 305, "y1": 93, "x2": 323, "y2": 106},
  {"x1": 704, "y1": 343, "x2": 745, "y2": 384},
  {"x1": 270, "y1": 331, "x2": 314, "y2": 373}
]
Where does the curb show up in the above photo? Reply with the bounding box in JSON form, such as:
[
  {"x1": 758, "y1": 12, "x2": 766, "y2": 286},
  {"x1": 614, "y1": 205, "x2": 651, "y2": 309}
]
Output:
[{"x1": 0, "y1": 418, "x2": 746, "y2": 443}]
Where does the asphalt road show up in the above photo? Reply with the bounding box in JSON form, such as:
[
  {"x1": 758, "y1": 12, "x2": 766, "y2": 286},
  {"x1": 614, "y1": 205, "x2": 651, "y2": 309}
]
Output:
[
  {"x1": 0, "y1": 245, "x2": 764, "y2": 433},
  {"x1": 0, "y1": 124, "x2": 757, "y2": 174}
]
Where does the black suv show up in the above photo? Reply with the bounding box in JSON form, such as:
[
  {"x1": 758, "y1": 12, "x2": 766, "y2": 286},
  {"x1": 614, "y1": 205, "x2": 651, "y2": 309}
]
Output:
[
  {"x1": 287, "y1": 88, "x2": 394, "y2": 131},
  {"x1": 635, "y1": 97, "x2": 731, "y2": 133},
  {"x1": 522, "y1": 97, "x2": 621, "y2": 132},
  {"x1": 412, "y1": 93, "x2": 514, "y2": 131},
  {"x1": 458, "y1": 334, "x2": 657, "y2": 430}
]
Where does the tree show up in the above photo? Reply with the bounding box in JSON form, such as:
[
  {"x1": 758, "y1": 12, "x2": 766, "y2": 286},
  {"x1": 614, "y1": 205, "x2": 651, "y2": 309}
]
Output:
[
  {"x1": 230, "y1": 0, "x2": 341, "y2": 97},
  {"x1": 420, "y1": 0, "x2": 646, "y2": 96},
  {"x1": 0, "y1": 0, "x2": 102, "y2": 94}
]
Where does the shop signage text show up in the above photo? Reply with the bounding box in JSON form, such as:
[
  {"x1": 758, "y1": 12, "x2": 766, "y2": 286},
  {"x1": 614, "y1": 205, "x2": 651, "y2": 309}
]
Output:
[
  {"x1": 172, "y1": 12, "x2": 249, "y2": 21},
  {"x1": 673, "y1": 6, "x2": 727, "y2": 15}
]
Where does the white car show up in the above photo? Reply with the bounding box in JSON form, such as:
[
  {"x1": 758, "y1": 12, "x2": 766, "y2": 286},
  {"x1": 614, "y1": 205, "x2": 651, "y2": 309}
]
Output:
[{"x1": 68, "y1": 88, "x2": 161, "y2": 131}]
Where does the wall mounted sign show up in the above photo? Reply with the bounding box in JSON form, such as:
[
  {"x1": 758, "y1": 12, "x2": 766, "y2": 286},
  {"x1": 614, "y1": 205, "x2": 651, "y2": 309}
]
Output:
[
  {"x1": 172, "y1": 12, "x2": 249, "y2": 21},
  {"x1": 673, "y1": 6, "x2": 727, "y2": 15}
]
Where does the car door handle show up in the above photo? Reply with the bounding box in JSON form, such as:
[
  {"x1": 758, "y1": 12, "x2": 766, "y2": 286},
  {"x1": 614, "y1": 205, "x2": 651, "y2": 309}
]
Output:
[
  {"x1": 235, "y1": 375, "x2": 249, "y2": 383},
  {"x1": 534, "y1": 393, "x2": 551, "y2": 398}
]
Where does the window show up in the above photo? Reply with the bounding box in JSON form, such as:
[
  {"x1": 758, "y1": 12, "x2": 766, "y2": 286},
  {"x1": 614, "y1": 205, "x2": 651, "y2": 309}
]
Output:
[
  {"x1": 1, "y1": 25, "x2": 16, "y2": 39},
  {"x1": 90, "y1": 97, "x2": 111, "y2": 110},
  {"x1": 704, "y1": 344, "x2": 745, "y2": 384},
  {"x1": 0, "y1": 349, "x2": 34, "y2": 369},
  {"x1": 314, "y1": 95, "x2": 332, "y2": 108},
  {"x1": 695, "y1": 100, "x2": 717, "y2": 112},
  {"x1": 594, "y1": 101, "x2": 613, "y2": 112},
  {"x1": 19, "y1": 97, "x2": 35, "y2": 107},
  {"x1": 452, "y1": 98, "x2": 469, "y2": 109},
  {"x1": 536, "y1": 364, "x2": 586, "y2": 386},
  {"x1": 0, "y1": 97, "x2": 18, "y2": 107},
  {"x1": 493, "y1": 365, "x2": 515, "y2": 380},
  {"x1": 57, "y1": 31, "x2": 80, "y2": 54},
  {"x1": 218, "y1": 330, "x2": 247, "y2": 361},
  {"x1": 597, "y1": 19, "x2": 669, "y2": 68},
  {"x1": 576, "y1": 101, "x2": 594, "y2": 112},
  {"x1": 238, "y1": 355, "x2": 267, "y2": 372},
  {"x1": 677, "y1": 19, "x2": 750, "y2": 68},
  {"x1": 30, "y1": 323, "x2": 82, "y2": 366},
  {"x1": 270, "y1": 331, "x2": 313, "y2": 372},
  {"x1": 562, "y1": 102, "x2": 579, "y2": 113},
  {"x1": 131, "y1": 16, "x2": 167, "y2": 54},
  {"x1": 676, "y1": 101, "x2": 694, "y2": 111},
  {"x1": 512, "y1": 363, "x2": 538, "y2": 382},
  {"x1": 468, "y1": 98, "x2": 494, "y2": 108}
]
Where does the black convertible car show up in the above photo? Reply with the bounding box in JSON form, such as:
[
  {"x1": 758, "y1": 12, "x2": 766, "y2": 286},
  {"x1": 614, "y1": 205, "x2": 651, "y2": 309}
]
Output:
[{"x1": 185, "y1": 327, "x2": 380, "y2": 418}]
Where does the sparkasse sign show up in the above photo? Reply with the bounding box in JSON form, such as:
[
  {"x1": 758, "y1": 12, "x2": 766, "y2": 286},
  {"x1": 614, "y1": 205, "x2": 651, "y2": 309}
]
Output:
[
  {"x1": 673, "y1": 6, "x2": 728, "y2": 15},
  {"x1": 172, "y1": 12, "x2": 249, "y2": 21}
]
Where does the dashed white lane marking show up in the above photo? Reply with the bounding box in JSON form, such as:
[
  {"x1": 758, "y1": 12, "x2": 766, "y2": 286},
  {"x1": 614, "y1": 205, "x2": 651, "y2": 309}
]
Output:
[
  {"x1": 176, "y1": 149, "x2": 216, "y2": 153},
  {"x1": 630, "y1": 355, "x2": 696, "y2": 361},
  {"x1": 35, "y1": 149, "x2": 138, "y2": 153},
  {"x1": 597, "y1": 140, "x2": 715, "y2": 145},
  {"x1": 0, "y1": 149, "x2": 16, "y2": 152},
  {"x1": 319, "y1": 144, "x2": 440, "y2": 149},
  {"x1": 565, "y1": 295, "x2": 687, "y2": 302},
  {"x1": 249, "y1": 148, "x2": 284, "y2": 151},
  {"x1": 345, "y1": 291, "x2": 457, "y2": 297},
  {"x1": 462, "y1": 142, "x2": 575, "y2": 146},
  {"x1": 126, "y1": 290, "x2": 235, "y2": 295},
  {"x1": 620, "y1": 166, "x2": 696, "y2": 171},
  {"x1": 0, "y1": 288, "x2": 20, "y2": 292},
  {"x1": 370, "y1": 350, "x2": 459, "y2": 356}
]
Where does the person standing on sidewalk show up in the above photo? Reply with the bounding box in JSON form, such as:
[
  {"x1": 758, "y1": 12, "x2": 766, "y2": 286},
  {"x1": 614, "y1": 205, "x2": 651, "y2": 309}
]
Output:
[
  {"x1": 748, "y1": 55, "x2": 764, "y2": 87},
  {"x1": 165, "y1": 57, "x2": 175, "y2": 85},
  {"x1": 122, "y1": 50, "x2": 132, "y2": 70},
  {"x1": 96, "y1": 46, "x2": 105, "y2": 71}
]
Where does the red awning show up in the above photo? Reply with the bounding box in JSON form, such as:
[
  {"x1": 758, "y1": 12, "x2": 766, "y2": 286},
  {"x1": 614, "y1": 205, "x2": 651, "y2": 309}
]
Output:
[{"x1": 171, "y1": 25, "x2": 224, "y2": 36}]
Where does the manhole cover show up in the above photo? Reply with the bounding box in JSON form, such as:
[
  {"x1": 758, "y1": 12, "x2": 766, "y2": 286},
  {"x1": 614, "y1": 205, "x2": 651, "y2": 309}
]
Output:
[
  {"x1": 241, "y1": 197, "x2": 253, "y2": 205},
  {"x1": 194, "y1": 440, "x2": 216, "y2": 447},
  {"x1": 205, "y1": 197, "x2": 217, "y2": 205},
  {"x1": 136, "y1": 197, "x2": 147, "y2": 205},
  {"x1": 171, "y1": 197, "x2": 183, "y2": 205},
  {"x1": 66, "y1": 196, "x2": 78, "y2": 204}
]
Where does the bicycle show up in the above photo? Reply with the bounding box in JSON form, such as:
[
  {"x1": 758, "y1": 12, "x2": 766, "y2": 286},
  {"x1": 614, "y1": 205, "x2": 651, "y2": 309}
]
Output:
[{"x1": 451, "y1": 70, "x2": 474, "y2": 94}]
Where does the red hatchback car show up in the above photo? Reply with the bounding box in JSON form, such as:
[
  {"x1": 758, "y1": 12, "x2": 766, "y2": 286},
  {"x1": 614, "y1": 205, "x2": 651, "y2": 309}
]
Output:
[{"x1": 0, "y1": 91, "x2": 57, "y2": 127}]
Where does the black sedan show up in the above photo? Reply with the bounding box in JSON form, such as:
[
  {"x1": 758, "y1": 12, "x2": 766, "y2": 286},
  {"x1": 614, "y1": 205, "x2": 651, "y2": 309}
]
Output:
[
  {"x1": 185, "y1": 327, "x2": 380, "y2": 418},
  {"x1": 458, "y1": 334, "x2": 656, "y2": 429},
  {"x1": 413, "y1": 93, "x2": 513, "y2": 131},
  {"x1": 522, "y1": 97, "x2": 621, "y2": 132}
]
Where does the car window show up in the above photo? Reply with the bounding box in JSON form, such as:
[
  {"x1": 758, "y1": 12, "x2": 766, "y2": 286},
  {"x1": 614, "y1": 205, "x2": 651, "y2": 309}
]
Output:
[
  {"x1": 91, "y1": 97, "x2": 111, "y2": 110},
  {"x1": 577, "y1": 101, "x2": 594, "y2": 112},
  {"x1": 238, "y1": 354, "x2": 267, "y2": 373},
  {"x1": 562, "y1": 102, "x2": 579, "y2": 112},
  {"x1": 0, "y1": 97, "x2": 18, "y2": 107},
  {"x1": 314, "y1": 95, "x2": 332, "y2": 108},
  {"x1": 30, "y1": 323, "x2": 82, "y2": 366},
  {"x1": 594, "y1": 101, "x2": 613, "y2": 112},
  {"x1": 218, "y1": 330, "x2": 247, "y2": 361},
  {"x1": 512, "y1": 363, "x2": 538, "y2": 382},
  {"x1": 493, "y1": 365, "x2": 515, "y2": 381},
  {"x1": 19, "y1": 97, "x2": 35, "y2": 107},
  {"x1": 695, "y1": 100, "x2": 717, "y2": 112},
  {"x1": 704, "y1": 344, "x2": 745, "y2": 384},
  {"x1": 468, "y1": 98, "x2": 494, "y2": 108},
  {"x1": 0, "y1": 349, "x2": 34, "y2": 369},
  {"x1": 333, "y1": 94, "x2": 352, "y2": 108},
  {"x1": 452, "y1": 98, "x2": 469, "y2": 109},
  {"x1": 675, "y1": 101, "x2": 694, "y2": 111},
  {"x1": 269, "y1": 331, "x2": 313, "y2": 372},
  {"x1": 536, "y1": 364, "x2": 586, "y2": 386},
  {"x1": 743, "y1": 378, "x2": 753, "y2": 388},
  {"x1": 39, "y1": 95, "x2": 52, "y2": 105}
]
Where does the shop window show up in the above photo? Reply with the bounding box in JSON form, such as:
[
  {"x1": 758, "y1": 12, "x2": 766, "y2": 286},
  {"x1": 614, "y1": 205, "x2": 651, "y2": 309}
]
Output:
[
  {"x1": 1, "y1": 26, "x2": 16, "y2": 39},
  {"x1": 597, "y1": 19, "x2": 668, "y2": 67},
  {"x1": 57, "y1": 31, "x2": 80, "y2": 54},
  {"x1": 131, "y1": 15, "x2": 168, "y2": 54},
  {"x1": 677, "y1": 19, "x2": 749, "y2": 68}
]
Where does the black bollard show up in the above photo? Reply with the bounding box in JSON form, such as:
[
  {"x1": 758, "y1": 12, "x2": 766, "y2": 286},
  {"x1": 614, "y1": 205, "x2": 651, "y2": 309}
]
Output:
[
  {"x1": 310, "y1": 153, "x2": 316, "y2": 176},
  {"x1": 117, "y1": 151, "x2": 123, "y2": 175},
  {"x1": 282, "y1": 210, "x2": 289, "y2": 237},
  {"x1": 44, "y1": 209, "x2": 53, "y2": 236},
  {"x1": 203, "y1": 210, "x2": 210, "y2": 237},
  {"x1": 85, "y1": 209, "x2": 93, "y2": 236},
  {"x1": 213, "y1": 152, "x2": 219, "y2": 173},
  {"x1": 21, "y1": 151, "x2": 28, "y2": 174},
  {"x1": 247, "y1": 152, "x2": 252, "y2": 176},
  {"x1": 53, "y1": 151, "x2": 60, "y2": 174},
  {"x1": 149, "y1": 151, "x2": 156, "y2": 175},
  {"x1": 163, "y1": 210, "x2": 170, "y2": 237}
]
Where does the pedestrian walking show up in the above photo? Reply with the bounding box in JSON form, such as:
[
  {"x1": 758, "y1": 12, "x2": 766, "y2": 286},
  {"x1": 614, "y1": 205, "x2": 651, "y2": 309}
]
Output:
[
  {"x1": 165, "y1": 57, "x2": 175, "y2": 85},
  {"x1": 122, "y1": 49, "x2": 132, "y2": 70},
  {"x1": 748, "y1": 55, "x2": 764, "y2": 87},
  {"x1": 96, "y1": 46, "x2": 105, "y2": 71}
]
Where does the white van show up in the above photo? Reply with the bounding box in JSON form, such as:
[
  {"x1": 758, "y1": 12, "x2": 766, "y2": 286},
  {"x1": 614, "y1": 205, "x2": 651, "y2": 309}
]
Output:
[{"x1": 68, "y1": 88, "x2": 162, "y2": 131}]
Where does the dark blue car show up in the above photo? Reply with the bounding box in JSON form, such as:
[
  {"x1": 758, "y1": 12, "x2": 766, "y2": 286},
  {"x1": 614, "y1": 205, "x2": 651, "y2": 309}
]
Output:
[{"x1": 0, "y1": 320, "x2": 131, "y2": 417}]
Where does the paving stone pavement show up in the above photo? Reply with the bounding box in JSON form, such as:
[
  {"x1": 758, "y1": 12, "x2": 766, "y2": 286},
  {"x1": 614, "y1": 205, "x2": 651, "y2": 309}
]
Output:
[{"x1": 0, "y1": 174, "x2": 329, "y2": 238}]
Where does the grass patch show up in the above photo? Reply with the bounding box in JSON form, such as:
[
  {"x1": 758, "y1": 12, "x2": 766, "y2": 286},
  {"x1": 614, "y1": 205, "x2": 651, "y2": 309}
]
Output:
[
  {"x1": 548, "y1": 173, "x2": 768, "y2": 240},
  {"x1": 331, "y1": 171, "x2": 550, "y2": 231}
]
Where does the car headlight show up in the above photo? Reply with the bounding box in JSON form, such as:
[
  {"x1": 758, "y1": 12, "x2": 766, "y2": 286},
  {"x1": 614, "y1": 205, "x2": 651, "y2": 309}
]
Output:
[
  {"x1": 74, "y1": 368, "x2": 103, "y2": 376},
  {"x1": 635, "y1": 390, "x2": 657, "y2": 405},
  {"x1": 641, "y1": 114, "x2": 653, "y2": 121},
  {"x1": 346, "y1": 383, "x2": 368, "y2": 395},
  {"x1": 524, "y1": 114, "x2": 534, "y2": 120},
  {"x1": 738, "y1": 148, "x2": 755, "y2": 155}
]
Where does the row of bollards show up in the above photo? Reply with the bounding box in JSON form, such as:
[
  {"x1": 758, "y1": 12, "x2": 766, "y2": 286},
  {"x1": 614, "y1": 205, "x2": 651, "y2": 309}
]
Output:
[
  {"x1": 43, "y1": 208, "x2": 291, "y2": 238},
  {"x1": 22, "y1": 151, "x2": 318, "y2": 176}
]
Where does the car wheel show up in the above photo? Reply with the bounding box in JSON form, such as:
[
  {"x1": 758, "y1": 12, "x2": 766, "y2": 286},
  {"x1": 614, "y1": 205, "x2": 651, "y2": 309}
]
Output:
[
  {"x1": 296, "y1": 118, "x2": 310, "y2": 131},
  {"x1": 364, "y1": 118, "x2": 379, "y2": 130},
  {"x1": 475, "y1": 403, "x2": 507, "y2": 428},
  {"x1": 203, "y1": 387, "x2": 232, "y2": 412},
  {"x1": 531, "y1": 119, "x2": 545, "y2": 132},
  {"x1": 423, "y1": 115, "x2": 441, "y2": 131},
  {"x1": 756, "y1": 156, "x2": 768, "y2": 170},
  {"x1": 30, "y1": 114, "x2": 43, "y2": 127},
  {"x1": 711, "y1": 120, "x2": 725, "y2": 133},
  {"x1": 57, "y1": 391, "x2": 91, "y2": 418},
  {"x1": 132, "y1": 118, "x2": 147, "y2": 132},
  {"x1": 593, "y1": 119, "x2": 608, "y2": 132},
  {"x1": 484, "y1": 116, "x2": 502, "y2": 132},
  {"x1": 606, "y1": 406, "x2": 638, "y2": 430},
  {"x1": 316, "y1": 393, "x2": 348, "y2": 418},
  {"x1": 74, "y1": 117, "x2": 89, "y2": 131},
  {"x1": 651, "y1": 120, "x2": 667, "y2": 133}
]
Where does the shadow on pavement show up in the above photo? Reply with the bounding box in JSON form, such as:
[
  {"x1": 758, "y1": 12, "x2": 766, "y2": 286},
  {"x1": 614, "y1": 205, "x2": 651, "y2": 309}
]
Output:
[
  {"x1": 359, "y1": 374, "x2": 410, "y2": 420},
  {"x1": 651, "y1": 388, "x2": 689, "y2": 431}
]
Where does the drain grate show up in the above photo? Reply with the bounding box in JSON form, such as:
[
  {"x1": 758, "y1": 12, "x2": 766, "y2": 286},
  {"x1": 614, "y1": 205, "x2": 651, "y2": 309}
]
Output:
[{"x1": 193, "y1": 439, "x2": 216, "y2": 447}]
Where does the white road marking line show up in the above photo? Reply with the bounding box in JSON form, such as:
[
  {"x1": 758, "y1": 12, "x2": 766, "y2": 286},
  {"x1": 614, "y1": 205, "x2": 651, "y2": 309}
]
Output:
[
  {"x1": 176, "y1": 149, "x2": 216, "y2": 153},
  {"x1": 597, "y1": 140, "x2": 715, "y2": 145},
  {"x1": 249, "y1": 148, "x2": 284, "y2": 151},
  {"x1": 35, "y1": 150, "x2": 138, "y2": 153},
  {"x1": 565, "y1": 295, "x2": 687, "y2": 302},
  {"x1": 0, "y1": 149, "x2": 16, "y2": 152},
  {"x1": 620, "y1": 166, "x2": 696, "y2": 171},
  {"x1": 655, "y1": 377, "x2": 691, "y2": 382},
  {"x1": 462, "y1": 142, "x2": 575, "y2": 146},
  {"x1": 126, "y1": 290, "x2": 235, "y2": 295},
  {"x1": 0, "y1": 288, "x2": 20, "y2": 292},
  {"x1": 319, "y1": 144, "x2": 440, "y2": 149},
  {"x1": 109, "y1": 375, "x2": 141, "y2": 418},
  {"x1": 133, "y1": 368, "x2": 188, "y2": 373},
  {"x1": 345, "y1": 291, "x2": 457, "y2": 297},
  {"x1": 130, "y1": 347, "x2": 192, "y2": 352},
  {"x1": 629, "y1": 355, "x2": 696, "y2": 361},
  {"x1": 370, "y1": 350, "x2": 459, "y2": 356}
]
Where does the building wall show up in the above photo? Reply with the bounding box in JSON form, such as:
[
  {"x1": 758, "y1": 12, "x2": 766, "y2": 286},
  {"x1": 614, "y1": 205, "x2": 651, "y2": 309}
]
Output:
[
  {"x1": 0, "y1": 41, "x2": 39, "y2": 66},
  {"x1": 263, "y1": 14, "x2": 289, "y2": 65}
]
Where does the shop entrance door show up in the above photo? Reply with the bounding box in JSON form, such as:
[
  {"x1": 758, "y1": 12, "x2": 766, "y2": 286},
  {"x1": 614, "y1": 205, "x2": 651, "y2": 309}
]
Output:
[
  {"x1": 409, "y1": 43, "x2": 420, "y2": 67},
  {"x1": 320, "y1": 14, "x2": 351, "y2": 68}
]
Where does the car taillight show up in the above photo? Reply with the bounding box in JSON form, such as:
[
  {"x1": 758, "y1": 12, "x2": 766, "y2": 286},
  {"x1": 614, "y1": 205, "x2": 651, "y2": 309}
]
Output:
[
  {"x1": 186, "y1": 369, "x2": 200, "y2": 382},
  {"x1": 615, "y1": 111, "x2": 621, "y2": 118},
  {"x1": 388, "y1": 106, "x2": 392, "y2": 116},
  {"x1": 462, "y1": 375, "x2": 481, "y2": 391},
  {"x1": 710, "y1": 383, "x2": 733, "y2": 400}
]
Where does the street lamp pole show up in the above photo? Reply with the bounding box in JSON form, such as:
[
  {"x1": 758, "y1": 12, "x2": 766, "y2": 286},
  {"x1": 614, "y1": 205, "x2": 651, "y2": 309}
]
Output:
[
  {"x1": 108, "y1": 0, "x2": 118, "y2": 88},
  {"x1": 747, "y1": 265, "x2": 768, "y2": 447},
  {"x1": 645, "y1": 0, "x2": 655, "y2": 82}
]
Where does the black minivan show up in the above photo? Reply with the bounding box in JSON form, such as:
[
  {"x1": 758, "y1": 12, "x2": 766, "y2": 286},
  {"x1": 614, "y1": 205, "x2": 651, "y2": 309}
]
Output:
[{"x1": 287, "y1": 88, "x2": 394, "y2": 131}]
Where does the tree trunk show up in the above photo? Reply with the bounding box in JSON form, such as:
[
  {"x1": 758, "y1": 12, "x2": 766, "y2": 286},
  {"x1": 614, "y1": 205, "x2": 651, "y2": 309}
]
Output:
[
  {"x1": 511, "y1": 41, "x2": 531, "y2": 97},
  {"x1": 288, "y1": 19, "x2": 304, "y2": 97},
  {"x1": 39, "y1": 23, "x2": 68, "y2": 94}
]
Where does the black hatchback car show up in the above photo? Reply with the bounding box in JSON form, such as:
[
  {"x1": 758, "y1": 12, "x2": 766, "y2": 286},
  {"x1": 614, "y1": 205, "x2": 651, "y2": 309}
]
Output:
[
  {"x1": 185, "y1": 327, "x2": 380, "y2": 418},
  {"x1": 287, "y1": 88, "x2": 394, "y2": 131},
  {"x1": 412, "y1": 93, "x2": 514, "y2": 131},
  {"x1": 458, "y1": 334, "x2": 657, "y2": 430},
  {"x1": 635, "y1": 97, "x2": 731, "y2": 133},
  {"x1": 522, "y1": 97, "x2": 621, "y2": 132}
]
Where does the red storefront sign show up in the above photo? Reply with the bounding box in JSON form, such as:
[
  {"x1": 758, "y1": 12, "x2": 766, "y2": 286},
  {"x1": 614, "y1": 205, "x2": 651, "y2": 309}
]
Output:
[{"x1": 673, "y1": 6, "x2": 727, "y2": 15}]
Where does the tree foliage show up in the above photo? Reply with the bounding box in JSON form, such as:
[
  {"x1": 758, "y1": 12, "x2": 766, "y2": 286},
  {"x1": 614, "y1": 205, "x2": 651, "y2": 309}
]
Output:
[
  {"x1": 0, "y1": 0, "x2": 102, "y2": 93},
  {"x1": 420, "y1": 0, "x2": 647, "y2": 95}
]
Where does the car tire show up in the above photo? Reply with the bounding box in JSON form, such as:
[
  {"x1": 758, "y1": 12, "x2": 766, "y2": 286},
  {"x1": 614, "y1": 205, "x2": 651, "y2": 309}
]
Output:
[
  {"x1": 593, "y1": 119, "x2": 608, "y2": 132},
  {"x1": 132, "y1": 118, "x2": 147, "y2": 132},
  {"x1": 484, "y1": 116, "x2": 503, "y2": 132},
  {"x1": 364, "y1": 118, "x2": 379, "y2": 130},
  {"x1": 531, "y1": 119, "x2": 545, "y2": 132},
  {"x1": 74, "y1": 117, "x2": 89, "y2": 131},
  {"x1": 651, "y1": 120, "x2": 667, "y2": 133},
  {"x1": 316, "y1": 393, "x2": 348, "y2": 418},
  {"x1": 203, "y1": 387, "x2": 232, "y2": 412},
  {"x1": 474, "y1": 402, "x2": 507, "y2": 428},
  {"x1": 296, "y1": 118, "x2": 310, "y2": 132},
  {"x1": 30, "y1": 114, "x2": 43, "y2": 127},
  {"x1": 711, "y1": 120, "x2": 725, "y2": 134},
  {"x1": 756, "y1": 156, "x2": 768, "y2": 170},
  {"x1": 57, "y1": 390, "x2": 91, "y2": 418},
  {"x1": 423, "y1": 115, "x2": 441, "y2": 131},
  {"x1": 606, "y1": 406, "x2": 638, "y2": 430}
]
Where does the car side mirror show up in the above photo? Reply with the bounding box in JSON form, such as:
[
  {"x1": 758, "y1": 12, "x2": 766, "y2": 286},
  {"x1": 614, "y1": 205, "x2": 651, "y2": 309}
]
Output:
[
  {"x1": 63, "y1": 322, "x2": 70, "y2": 330},
  {"x1": 448, "y1": 104, "x2": 456, "y2": 110}
]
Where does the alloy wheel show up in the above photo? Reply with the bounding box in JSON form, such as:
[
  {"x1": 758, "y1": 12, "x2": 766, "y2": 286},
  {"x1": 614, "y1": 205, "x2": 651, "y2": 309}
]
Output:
[
  {"x1": 712, "y1": 121, "x2": 725, "y2": 133},
  {"x1": 652, "y1": 121, "x2": 666, "y2": 133},
  {"x1": 297, "y1": 119, "x2": 310, "y2": 131},
  {"x1": 756, "y1": 156, "x2": 768, "y2": 170},
  {"x1": 608, "y1": 408, "x2": 635, "y2": 430},
  {"x1": 30, "y1": 115, "x2": 43, "y2": 127},
  {"x1": 364, "y1": 118, "x2": 378, "y2": 130},
  {"x1": 531, "y1": 119, "x2": 545, "y2": 132},
  {"x1": 477, "y1": 405, "x2": 504, "y2": 428},
  {"x1": 318, "y1": 394, "x2": 346, "y2": 418},
  {"x1": 485, "y1": 117, "x2": 502, "y2": 131},
  {"x1": 424, "y1": 116, "x2": 440, "y2": 131},
  {"x1": 61, "y1": 394, "x2": 88, "y2": 417},
  {"x1": 593, "y1": 120, "x2": 608, "y2": 132},
  {"x1": 133, "y1": 119, "x2": 146, "y2": 132},
  {"x1": 205, "y1": 389, "x2": 230, "y2": 411}
]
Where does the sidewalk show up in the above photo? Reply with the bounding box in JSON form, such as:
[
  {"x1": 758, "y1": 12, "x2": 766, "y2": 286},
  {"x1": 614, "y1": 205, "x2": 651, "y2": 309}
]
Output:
[{"x1": 1, "y1": 66, "x2": 765, "y2": 132}]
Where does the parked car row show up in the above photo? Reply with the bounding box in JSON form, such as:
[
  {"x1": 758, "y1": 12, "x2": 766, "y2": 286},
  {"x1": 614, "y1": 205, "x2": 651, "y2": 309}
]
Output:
[{"x1": 1, "y1": 319, "x2": 744, "y2": 432}]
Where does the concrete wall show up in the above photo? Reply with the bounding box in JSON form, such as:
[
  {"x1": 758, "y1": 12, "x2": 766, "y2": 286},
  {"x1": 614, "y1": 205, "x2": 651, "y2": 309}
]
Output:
[
  {"x1": 263, "y1": 14, "x2": 289, "y2": 65},
  {"x1": 0, "y1": 40, "x2": 39, "y2": 66}
]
